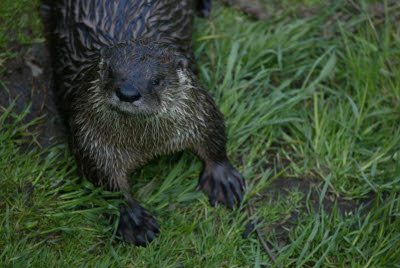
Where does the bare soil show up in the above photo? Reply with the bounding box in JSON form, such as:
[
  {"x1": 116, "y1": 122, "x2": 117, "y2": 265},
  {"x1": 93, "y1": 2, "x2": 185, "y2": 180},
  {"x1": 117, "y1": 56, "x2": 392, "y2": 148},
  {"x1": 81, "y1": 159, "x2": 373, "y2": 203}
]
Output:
[
  {"x1": 257, "y1": 176, "x2": 375, "y2": 246},
  {"x1": 0, "y1": 42, "x2": 65, "y2": 148}
]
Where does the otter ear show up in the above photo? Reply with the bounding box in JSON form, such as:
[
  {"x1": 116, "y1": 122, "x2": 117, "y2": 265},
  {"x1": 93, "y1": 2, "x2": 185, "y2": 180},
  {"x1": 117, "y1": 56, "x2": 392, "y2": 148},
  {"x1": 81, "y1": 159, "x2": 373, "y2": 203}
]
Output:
[{"x1": 175, "y1": 57, "x2": 189, "y2": 71}]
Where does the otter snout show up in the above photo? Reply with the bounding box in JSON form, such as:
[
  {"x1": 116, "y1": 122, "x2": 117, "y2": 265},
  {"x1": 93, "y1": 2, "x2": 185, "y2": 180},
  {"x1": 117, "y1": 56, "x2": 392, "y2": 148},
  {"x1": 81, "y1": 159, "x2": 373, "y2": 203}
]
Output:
[{"x1": 115, "y1": 85, "x2": 142, "y2": 103}]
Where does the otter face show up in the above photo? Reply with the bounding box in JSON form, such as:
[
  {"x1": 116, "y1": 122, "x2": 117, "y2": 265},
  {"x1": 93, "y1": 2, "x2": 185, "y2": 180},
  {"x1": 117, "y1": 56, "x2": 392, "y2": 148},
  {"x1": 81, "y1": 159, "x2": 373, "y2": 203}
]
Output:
[{"x1": 98, "y1": 40, "x2": 189, "y2": 116}]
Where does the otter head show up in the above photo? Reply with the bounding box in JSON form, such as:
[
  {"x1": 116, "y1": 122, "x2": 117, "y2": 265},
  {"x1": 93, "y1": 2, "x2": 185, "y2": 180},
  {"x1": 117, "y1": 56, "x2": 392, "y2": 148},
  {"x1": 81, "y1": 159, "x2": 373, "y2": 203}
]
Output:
[{"x1": 97, "y1": 39, "x2": 190, "y2": 117}]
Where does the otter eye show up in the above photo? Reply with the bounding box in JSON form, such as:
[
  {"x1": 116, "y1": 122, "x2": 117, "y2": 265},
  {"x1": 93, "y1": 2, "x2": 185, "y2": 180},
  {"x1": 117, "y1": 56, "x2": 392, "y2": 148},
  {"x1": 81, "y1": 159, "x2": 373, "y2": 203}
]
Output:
[{"x1": 152, "y1": 79, "x2": 160, "y2": 86}]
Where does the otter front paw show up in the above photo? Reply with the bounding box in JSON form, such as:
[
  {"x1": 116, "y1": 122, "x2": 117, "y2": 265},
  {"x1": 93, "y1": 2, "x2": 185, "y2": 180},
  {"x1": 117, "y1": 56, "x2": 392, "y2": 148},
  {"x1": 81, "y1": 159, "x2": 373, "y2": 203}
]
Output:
[
  {"x1": 197, "y1": 162, "x2": 246, "y2": 209},
  {"x1": 118, "y1": 201, "x2": 160, "y2": 246}
]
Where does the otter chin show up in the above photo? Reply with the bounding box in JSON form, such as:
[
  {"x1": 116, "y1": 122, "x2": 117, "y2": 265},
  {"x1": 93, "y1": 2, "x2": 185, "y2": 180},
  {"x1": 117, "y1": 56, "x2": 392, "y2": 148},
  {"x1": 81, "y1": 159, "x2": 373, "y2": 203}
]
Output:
[
  {"x1": 107, "y1": 87, "x2": 160, "y2": 116},
  {"x1": 46, "y1": 0, "x2": 246, "y2": 246}
]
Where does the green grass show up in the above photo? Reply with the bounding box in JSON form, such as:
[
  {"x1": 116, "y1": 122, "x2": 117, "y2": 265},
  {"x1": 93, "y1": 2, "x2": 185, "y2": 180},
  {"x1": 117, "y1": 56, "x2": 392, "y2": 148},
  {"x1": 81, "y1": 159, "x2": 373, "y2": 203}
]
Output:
[
  {"x1": 1, "y1": 0, "x2": 400, "y2": 267},
  {"x1": 0, "y1": 0, "x2": 43, "y2": 64}
]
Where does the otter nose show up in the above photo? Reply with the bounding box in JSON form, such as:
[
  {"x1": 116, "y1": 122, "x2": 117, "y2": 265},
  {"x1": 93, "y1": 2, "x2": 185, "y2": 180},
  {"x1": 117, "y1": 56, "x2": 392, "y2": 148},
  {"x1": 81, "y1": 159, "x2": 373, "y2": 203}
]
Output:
[{"x1": 115, "y1": 86, "x2": 141, "y2": 103}]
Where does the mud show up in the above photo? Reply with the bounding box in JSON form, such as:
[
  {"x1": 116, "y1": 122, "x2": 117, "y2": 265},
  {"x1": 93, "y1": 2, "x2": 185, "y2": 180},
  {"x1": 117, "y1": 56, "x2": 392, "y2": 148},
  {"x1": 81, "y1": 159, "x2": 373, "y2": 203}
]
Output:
[
  {"x1": 220, "y1": 0, "x2": 400, "y2": 26},
  {"x1": 0, "y1": 42, "x2": 65, "y2": 149},
  {"x1": 255, "y1": 176, "x2": 375, "y2": 247}
]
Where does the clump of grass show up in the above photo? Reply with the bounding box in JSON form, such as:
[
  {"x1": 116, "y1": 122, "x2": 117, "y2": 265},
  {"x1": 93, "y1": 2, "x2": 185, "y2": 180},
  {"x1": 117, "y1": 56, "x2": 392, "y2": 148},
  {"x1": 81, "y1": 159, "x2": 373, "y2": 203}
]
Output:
[
  {"x1": 0, "y1": 103, "x2": 122, "y2": 266},
  {"x1": 0, "y1": 0, "x2": 43, "y2": 62},
  {"x1": 1, "y1": 0, "x2": 400, "y2": 267},
  {"x1": 277, "y1": 178, "x2": 400, "y2": 267}
]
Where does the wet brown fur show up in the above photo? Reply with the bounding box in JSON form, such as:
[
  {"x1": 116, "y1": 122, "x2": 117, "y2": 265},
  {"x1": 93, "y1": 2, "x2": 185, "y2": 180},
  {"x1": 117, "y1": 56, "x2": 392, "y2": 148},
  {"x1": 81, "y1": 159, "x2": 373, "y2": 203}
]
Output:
[{"x1": 46, "y1": 0, "x2": 245, "y2": 246}]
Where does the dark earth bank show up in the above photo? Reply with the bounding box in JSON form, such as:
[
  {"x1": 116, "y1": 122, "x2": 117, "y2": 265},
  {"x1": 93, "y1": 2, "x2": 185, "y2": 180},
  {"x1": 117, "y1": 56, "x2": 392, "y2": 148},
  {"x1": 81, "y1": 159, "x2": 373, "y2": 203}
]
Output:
[{"x1": 0, "y1": 42, "x2": 65, "y2": 148}]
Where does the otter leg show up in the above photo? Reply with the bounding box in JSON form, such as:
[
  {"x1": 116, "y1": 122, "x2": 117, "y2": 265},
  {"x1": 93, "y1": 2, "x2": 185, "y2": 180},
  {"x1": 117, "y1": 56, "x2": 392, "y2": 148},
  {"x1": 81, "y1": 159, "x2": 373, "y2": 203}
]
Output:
[
  {"x1": 75, "y1": 152, "x2": 160, "y2": 246},
  {"x1": 117, "y1": 193, "x2": 160, "y2": 246},
  {"x1": 194, "y1": 146, "x2": 246, "y2": 209}
]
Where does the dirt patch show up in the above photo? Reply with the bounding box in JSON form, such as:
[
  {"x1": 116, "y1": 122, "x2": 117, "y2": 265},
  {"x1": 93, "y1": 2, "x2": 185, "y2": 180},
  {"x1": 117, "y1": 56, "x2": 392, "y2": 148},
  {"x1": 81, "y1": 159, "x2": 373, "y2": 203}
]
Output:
[
  {"x1": 219, "y1": 0, "x2": 400, "y2": 28},
  {"x1": 0, "y1": 42, "x2": 65, "y2": 149},
  {"x1": 219, "y1": 0, "x2": 270, "y2": 20},
  {"x1": 255, "y1": 176, "x2": 374, "y2": 247},
  {"x1": 264, "y1": 176, "x2": 374, "y2": 214}
]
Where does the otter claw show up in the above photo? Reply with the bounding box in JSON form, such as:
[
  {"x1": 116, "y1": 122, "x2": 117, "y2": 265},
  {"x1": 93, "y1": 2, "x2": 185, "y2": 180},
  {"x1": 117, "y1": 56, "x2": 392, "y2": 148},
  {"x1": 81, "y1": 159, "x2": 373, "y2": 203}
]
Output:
[
  {"x1": 198, "y1": 162, "x2": 245, "y2": 209},
  {"x1": 118, "y1": 201, "x2": 160, "y2": 246}
]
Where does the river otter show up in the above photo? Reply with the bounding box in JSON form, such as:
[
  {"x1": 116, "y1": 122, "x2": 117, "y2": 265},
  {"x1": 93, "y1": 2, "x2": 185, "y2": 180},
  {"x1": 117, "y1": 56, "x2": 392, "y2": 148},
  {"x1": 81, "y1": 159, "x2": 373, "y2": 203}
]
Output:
[{"x1": 46, "y1": 0, "x2": 246, "y2": 246}]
